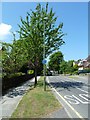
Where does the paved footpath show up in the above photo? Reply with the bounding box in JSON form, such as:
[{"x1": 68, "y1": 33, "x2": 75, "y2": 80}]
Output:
[{"x1": 0, "y1": 76, "x2": 40, "y2": 119}]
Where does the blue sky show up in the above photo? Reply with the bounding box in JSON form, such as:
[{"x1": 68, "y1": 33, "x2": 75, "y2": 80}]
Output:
[{"x1": 1, "y1": 2, "x2": 88, "y2": 61}]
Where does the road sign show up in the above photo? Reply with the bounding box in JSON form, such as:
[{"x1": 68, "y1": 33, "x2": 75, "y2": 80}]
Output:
[{"x1": 42, "y1": 59, "x2": 47, "y2": 64}]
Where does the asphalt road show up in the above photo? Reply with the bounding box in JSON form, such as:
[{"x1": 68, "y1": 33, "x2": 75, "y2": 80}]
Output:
[{"x1": 47, "y1": 75, "x2": 89, "y2": 119}]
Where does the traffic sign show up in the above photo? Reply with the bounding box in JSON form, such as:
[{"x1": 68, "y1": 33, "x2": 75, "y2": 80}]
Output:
[{"x1": 42, "y1": 59, "x2": 47, "y2": 64}]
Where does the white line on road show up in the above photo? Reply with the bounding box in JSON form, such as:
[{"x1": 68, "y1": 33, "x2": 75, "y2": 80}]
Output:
[
  {"x1": 52, "y1": 87, "x2": 85, "y2": 119},
  {"x1": 47, "y1": 77, "x2": 85, "y2": 120},
  {"x1": 76, "y1": 88, "x2": 88, "y2": 94}
]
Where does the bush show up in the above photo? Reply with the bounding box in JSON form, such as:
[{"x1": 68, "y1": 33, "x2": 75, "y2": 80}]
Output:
[
  {"x1": 3, "y1": 72, "x2": 25, "y2": 78},
  {"x1": 73, "y1": 71, "x2": 78, "y2": 75}
]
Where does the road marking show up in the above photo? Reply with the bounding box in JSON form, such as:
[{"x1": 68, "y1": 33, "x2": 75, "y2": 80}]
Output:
[
  {"x1": 47, "y1": 77, "x2": 85, "y2": 119},
  {"x1": 64, "y1": 94, "x2": 90, "y2": 104},
  {"x1": 51, "y1": 87, "x2": 85, "y2": 119},
  {"x1": 76, "y1": 88, "x2": 88, "y2": 94},
  {"x1": 79, "y1": 94, "x2": 90, "y2": 102},
  {"x1": 64, "y1": 95, "x2": 80, "y2": 104},
  {"x1": 72, "y1": 95, "x2": 89, "y2": 104}
]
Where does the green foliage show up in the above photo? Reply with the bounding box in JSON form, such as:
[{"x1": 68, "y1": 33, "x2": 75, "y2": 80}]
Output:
[
  {"x1": 60, "y1": 61, "x2": 68, "y2": 74},
  {"x1": 48, "y1": 51, "x2": 64, "y2": 74},
  {"x1": 2, "y1": 39, "x2": 28, "y2": 78},
  {"x1": 72, "y1": 70, "x2": 78, "y2": 75},
  {"x1": 17, "y1": 3, "x2": 65, "y2": 84},
  {"x1": 60, "y1": 60, "x2": 78, "y2": 75},
  {"x1": 18, "y1": 3, "x2": 65, "y2": 63},
  {"x1": 7, "y1": 72, "x2": 25, "y2": 78},
  {"x1": 73, "y1": 64, "x2": 78, "y2": 71},
  {"x1": 2, "y1": 3, "x2": 65, "y2": 81}
]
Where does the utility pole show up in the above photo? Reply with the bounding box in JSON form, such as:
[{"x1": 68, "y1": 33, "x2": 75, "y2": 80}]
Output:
[{"x1": 43, "y1": 17, "x2": 48, "y2": 91}]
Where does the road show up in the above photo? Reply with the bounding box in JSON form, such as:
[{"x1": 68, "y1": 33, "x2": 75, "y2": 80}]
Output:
[{"x1": 47, "y1": 75, "x2": 89, "y2": 119}]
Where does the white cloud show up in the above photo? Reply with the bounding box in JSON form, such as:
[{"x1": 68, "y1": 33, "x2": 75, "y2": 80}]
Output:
[{"x1": 0, "y1": 23, "x2": 12, "y2": 41}]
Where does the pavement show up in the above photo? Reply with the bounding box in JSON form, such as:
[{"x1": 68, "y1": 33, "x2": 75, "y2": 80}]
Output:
[{"x1": 1, "y1": 76, "x2": 40, "y2": 119}]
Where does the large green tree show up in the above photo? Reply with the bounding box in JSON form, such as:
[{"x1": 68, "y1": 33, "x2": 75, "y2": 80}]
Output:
[
  {"x1": 48, "y1": 51, "x2": 64, "y2": 74},
  {"x1": 18, "y1": 3, "x2": 65, "y2": 86},
  {"x1": 2, "y1": 42, "x2": 12, "y2": 77},
  {"x1": 60, "y1": 60, "x2": 77, "y2": 74},
  {"x1": 2, "y1": 38, "x2": 27, "y2": 77}
]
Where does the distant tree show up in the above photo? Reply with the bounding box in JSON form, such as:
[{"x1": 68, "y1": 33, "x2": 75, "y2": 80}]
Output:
[
  {"x1": 18, "y1": 3, "x2": 65, "y2": 86},
  {"x1": 73, "y1": 64, "x2": 78, "y2": 71},
  {"x1": 66, "y1": 60, "x2": 74, "y2": 73},
  {"x1": 60, "y1": 60, "x2": 68, "y2": 74},
  {"x1": 48, "y1": 51, "x2": 64, "y2": 74}
]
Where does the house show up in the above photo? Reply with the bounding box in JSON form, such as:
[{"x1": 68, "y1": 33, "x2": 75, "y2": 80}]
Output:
[
  {"x1": 73, "y1": 56, "x2": 90, "y2": 72},
  {"x1": 78, "y1": 55, "x2": 90, "y2": 71}
]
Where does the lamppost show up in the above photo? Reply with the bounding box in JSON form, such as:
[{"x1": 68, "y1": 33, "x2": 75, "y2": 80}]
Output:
[{"x1": 43, "y1": 17, "x2": 48, "y2": 91}]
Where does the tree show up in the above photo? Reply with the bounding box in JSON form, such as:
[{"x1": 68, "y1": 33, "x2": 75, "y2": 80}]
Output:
[
  {"x1": 2, "y1": 38, "x2": 28, "y2": 77},
  {"x1": 60, "y1": 61, "x2": 68, "y2": 74},
  {"x1": 10, "y1": 39, "x2": 28, "y2": 73},
  {"x1": 48, "y1": 51, "x2": 64, "y2": 74},
  {"x1": 67, "y1": 60, "x2": 74, "y2": 73},
  {"x1": 73, "y1": 64, "x2": 78, "y2": 71},
  {"x1": 17, "y1": 3, "x2": 65, "y2": 86},
  {"x1": 2, "y1": 42, "x2": 13, "y2": 77}
]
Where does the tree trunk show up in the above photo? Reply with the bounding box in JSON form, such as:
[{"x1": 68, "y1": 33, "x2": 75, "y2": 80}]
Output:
[{"x1": 34, "y1": 67, "x2": 37, "y2": 87}]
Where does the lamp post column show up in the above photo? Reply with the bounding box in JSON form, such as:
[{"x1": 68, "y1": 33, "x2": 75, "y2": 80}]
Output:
[{"x1": 43, "y1": 17, "x2": 48, "y2": 91}]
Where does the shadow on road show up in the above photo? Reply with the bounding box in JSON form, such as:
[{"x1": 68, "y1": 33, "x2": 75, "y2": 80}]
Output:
[{"x1": 50, "y1": 81, "x2": 85, "y2": 91}]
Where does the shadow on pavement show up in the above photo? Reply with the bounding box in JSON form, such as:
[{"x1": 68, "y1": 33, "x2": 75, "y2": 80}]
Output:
[
  {"x1": 5, "y1": 82, "x2": 34, "y2": 98},
  {"x1": 50, "y1": 81, "x2": 85, "y2": 91}
]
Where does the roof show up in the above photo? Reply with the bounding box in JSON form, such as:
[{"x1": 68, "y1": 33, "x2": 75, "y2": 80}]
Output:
[{"x1": 86, "y1": 55, "x2": 90, "y2": 62}]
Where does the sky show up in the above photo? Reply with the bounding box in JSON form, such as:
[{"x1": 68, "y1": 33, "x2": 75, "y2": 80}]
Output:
[{"x1": 1, "y1": 2, "x2": 88, "y2": 61}]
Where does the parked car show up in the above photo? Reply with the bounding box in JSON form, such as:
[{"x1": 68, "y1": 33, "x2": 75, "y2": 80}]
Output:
[{"x1": 78, "y1": 69, "x2": 90, "y2": 74}]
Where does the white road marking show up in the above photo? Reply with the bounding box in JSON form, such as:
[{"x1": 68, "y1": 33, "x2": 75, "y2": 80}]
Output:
[
  {"x1": 72, "y1": 95, "x2": 89, "y2": 104},
  {"x1": 51, "y1": 87, "x2": 85, "y2": 119},
  {"x1": 79, "y1": 94, "x2": 90, "y2": 102},
  {"x1": 76, "y1": 88, "x2": 88, "y2": 94},
  {"x1": 64, "y1": 94, "x2": 90, "y2": 104},
  {"x1": 64, "y1": 95, "x2": 79, "y2": 104},
  {"x1": 47, "y1": 77, "x2": 87, "y2": 119}
]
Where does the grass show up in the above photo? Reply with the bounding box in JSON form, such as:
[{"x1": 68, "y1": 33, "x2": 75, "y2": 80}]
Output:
[
  {"x1": 68, "y1": 76, "x2": 79, "y2": 79},
  {"x1": 11, "y1": 77, "x2": 62, "y2": 118}
]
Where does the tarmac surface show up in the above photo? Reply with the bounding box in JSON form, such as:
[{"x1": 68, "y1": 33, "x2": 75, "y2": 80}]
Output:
[{"x1": 46, "y1": 75, "x2": 89, "y2": 119}]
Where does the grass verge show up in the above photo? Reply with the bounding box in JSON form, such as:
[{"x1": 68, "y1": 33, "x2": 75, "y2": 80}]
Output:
[
  {"x1": 11, "y1": 76, "x2": 62, "y2": 118},
  {"x1": 68, "y1": 76, "x2": 79, "y2": 79}
]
